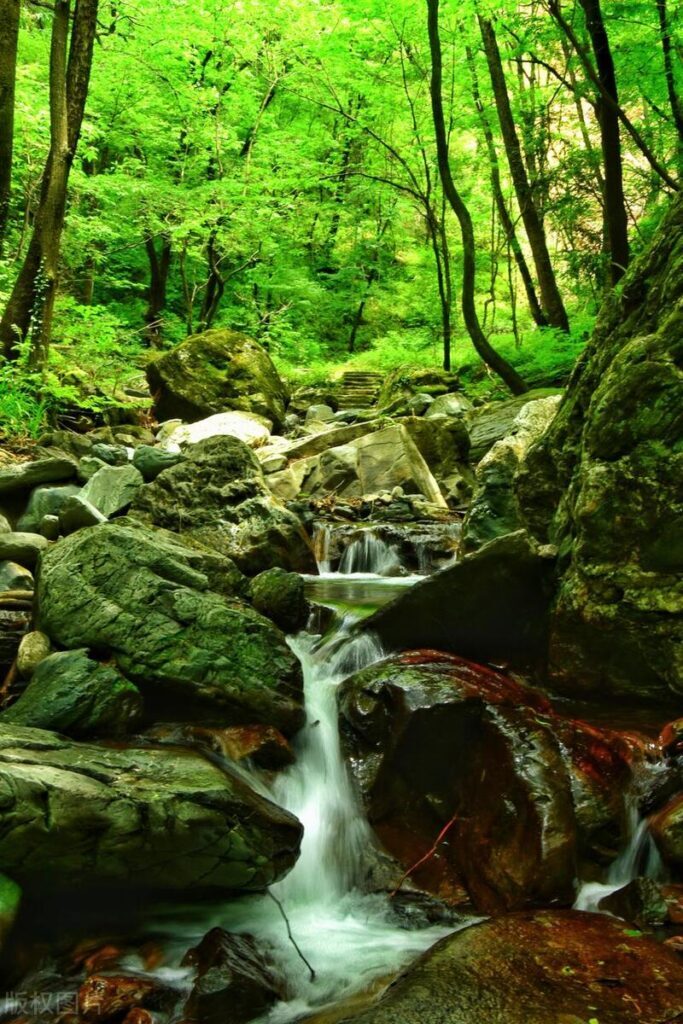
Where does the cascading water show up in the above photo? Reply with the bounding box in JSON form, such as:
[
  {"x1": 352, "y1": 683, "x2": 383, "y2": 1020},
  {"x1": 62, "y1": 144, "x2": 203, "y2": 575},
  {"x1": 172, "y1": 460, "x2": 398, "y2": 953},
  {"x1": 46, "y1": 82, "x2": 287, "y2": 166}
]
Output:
[
  {"x1": 574, "y1": 769, "x2": 667, "y2": 913},
  {"x1": 337, "y1": 532, "x2": 403, "y2": 576}
]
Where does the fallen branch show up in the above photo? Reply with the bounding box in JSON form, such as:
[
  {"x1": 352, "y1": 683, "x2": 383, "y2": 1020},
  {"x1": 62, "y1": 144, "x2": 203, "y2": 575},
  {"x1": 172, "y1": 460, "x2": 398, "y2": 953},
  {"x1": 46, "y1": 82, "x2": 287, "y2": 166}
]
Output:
[
  {"x1": 390, "y1": 812, "x2": 460, "y2": 897},
  {"x1": 267, "y1": 890, "x2": 316, "y2": 982}
]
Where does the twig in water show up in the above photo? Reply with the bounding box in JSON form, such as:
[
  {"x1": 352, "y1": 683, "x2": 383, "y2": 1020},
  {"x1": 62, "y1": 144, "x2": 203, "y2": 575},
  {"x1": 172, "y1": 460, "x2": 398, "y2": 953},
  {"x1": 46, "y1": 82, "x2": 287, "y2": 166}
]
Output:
[
  {"x1": 267, "y1": 890, "x2": 316, "y2": 982},
  {"x1": 390, "y1": 812, "x2": 460, "y2": 897}
]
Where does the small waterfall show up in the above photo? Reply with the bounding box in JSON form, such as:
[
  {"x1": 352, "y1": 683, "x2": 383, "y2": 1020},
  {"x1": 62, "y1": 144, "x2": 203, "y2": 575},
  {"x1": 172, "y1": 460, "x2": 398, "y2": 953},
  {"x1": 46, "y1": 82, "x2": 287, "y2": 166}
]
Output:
[
  {"x1": 574, "y1": 773, "x2": 667, "y2": 913},
  {"x1": 338, "y1": 532, "x2": 403, "y2": 576},
  {"x1": 313, "y1": 523, "x2": 332, "y2": 574}
]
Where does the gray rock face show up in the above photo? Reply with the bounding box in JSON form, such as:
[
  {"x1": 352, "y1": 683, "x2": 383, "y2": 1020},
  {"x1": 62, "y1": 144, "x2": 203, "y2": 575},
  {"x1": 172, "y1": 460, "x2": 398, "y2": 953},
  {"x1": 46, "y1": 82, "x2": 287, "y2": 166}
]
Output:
[
  {"x1": 59, "y1": 494, "x2": 107, "y2": 534},
  {"x1": 2, "y1": 649, "x2": 143, "y2": 737},
  {"x1": 146, "y1": 328, "x2": 290, "y2": 430},
  {"x1": 131, "y1": 435, "x2": 316, "y2": 576},
  {"x1": 37, "y1": 521, "x2": 305, "y2": 733},
  {"x1": 80, "y1": 464, "x2": 144, "y2": 518},
  {"x1": 0, "y1": 725, "x2": 302, "y2": 893},
  {"x1": 17, "y1": 484, "x2": 81, "y2": 533},
  {"x1": 132, "y1": 445, "x2": 184, "y2": 481},
  {"x1": 0, "y1": 457, "x2": 76, "y2": 496},
  {"x1": 90, "y1": 442, "x2": 129, "y2": 466},
  {"x1": 0, "y1": 533, "x2": 49, "y2": 569},
  {"x1": 467, "y1": 388, "x2": 562, "y2": 463}
]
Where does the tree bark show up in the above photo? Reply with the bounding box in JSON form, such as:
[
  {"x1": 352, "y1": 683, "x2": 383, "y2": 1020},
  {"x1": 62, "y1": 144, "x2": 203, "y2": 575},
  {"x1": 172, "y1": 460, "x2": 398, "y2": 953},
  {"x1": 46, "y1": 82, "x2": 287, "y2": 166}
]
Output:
[
  {"x1": 0, "y1": 0, "x2": 20, "y2": 251},
  {"x1": 0, "y1": 0, "x2": 99, "y2": 366},
  {"x1": 578, "y1": 0, "x2": 629, "y2": 286},
  {"x1": 478, "y1": 15, "x2": 569, "y2": 332},
  {"x1": 143, "y1": 233, "x2": 172, "y2": 347},
  {"x1": 426, "y1": 0, "x2": 528, "y2": 395},
  {"x1": 467, "y1": 45, "x2": 548, "y2": 328},
  {"x1": 656, "y1": 0, "x2": 683, "y2": 169}
]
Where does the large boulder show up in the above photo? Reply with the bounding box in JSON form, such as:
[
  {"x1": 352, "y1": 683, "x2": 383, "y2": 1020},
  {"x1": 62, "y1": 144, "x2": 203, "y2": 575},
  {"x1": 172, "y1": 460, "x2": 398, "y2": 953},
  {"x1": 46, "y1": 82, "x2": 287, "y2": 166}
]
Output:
[
  {"x1": 131, "y1": 435, "x2": 315, "y2": 575},
  {"x1": 363, "y1": 531, "x2": 556, "y2": 671},
  {"x1": 37, "y1": 521, "x2": 305, "y2": 734},
  {"x1": 516, "y1": 195, "x2": 683, "y2": 700},
  {"x1": 146, "y1": 329, "x2": 289, "y2": 430},
  {"x1": 0, "y1": 725, "x2": 302, "y2": 894},
  {"x1": 334, "y1": 911, "x2": 683, "y2": 1024},
  {"x1": 338, "y1": 651, "x2": 630, "y2": 913},
  {"x1": 460, "y1": 395, "x2": 562, "y2": 553},
  {"x1": 160, "y1": 411, "x2": 272, "y2": 451},
  {"x1": 466, "y1": 388, "x2": 562, "y2": 463},
  {"x1": 0, "y1": 456, "x2": 77, "y2": 497}
]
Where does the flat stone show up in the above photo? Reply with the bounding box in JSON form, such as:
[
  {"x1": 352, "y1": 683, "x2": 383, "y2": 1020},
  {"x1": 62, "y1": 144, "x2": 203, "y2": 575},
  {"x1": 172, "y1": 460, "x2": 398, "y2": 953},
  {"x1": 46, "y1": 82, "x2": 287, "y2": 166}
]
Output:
[
  {"x1": 81, "y1": 464, "x2": 144, "y2": 518},
  {"x1": 59, "y1": 495, "x2": 108, "y2": 534},
  {"x1": 0, "y1": 458, "x2": 77, "y2": 496},
  {"x1": 0, "y1": 562, "x2": 33, "y2": 593},
  {"x1": 0, "y1": 533, "x2": 49, "y2": 569}
]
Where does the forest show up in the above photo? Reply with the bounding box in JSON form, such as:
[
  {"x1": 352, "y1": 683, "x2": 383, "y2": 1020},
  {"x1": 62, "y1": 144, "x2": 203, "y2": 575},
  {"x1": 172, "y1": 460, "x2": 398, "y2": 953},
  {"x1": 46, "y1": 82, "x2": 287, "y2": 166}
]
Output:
[
  {"x1": 0, "y1": 3, "x2": 682, "y2": 1024},
  {"x1": 0, "y1": 0, "x2": 680, "y2": 433}
]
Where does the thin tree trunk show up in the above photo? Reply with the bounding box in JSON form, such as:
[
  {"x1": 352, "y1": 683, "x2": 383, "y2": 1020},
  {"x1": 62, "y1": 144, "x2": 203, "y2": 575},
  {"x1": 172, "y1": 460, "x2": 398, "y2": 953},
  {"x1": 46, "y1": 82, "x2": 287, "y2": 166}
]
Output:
[
  {"x1": 0, "y1": 0, "x2": 20, "y2": 252},
  {"x1": 143, "y1": 233, "x2": 172, "y2": 347},
  {"x1": 0, "y1": 0, "x2": 99, "y2": 365},
  {"x1": 426, "y1": 0, "x2": 528, "y2": 395},
  {"x1": 578, "y1": 0, "x2": 629, "y2": 286},
  {"x1": 467, "y1": 45, "x2": 548, "y2": 328},
  {"x1": 478, "y1": 15, "x2": 569, "y2": 331},
  {"x1": 655, "y1": 0, "x2": 683, "y2": 170}
]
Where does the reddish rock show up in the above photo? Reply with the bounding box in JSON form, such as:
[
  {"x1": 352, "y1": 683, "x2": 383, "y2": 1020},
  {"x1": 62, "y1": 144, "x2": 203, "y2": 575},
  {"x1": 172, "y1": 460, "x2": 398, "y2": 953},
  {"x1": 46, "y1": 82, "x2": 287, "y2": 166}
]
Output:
[
  {"x1": 182, "y1": 928, "x2": 286, "y2": 1024},
  {"x1": 660, "y1": 719, "x2": 683, "y2": 758},
  {"x1": 664, "y1": 885, "x2": 683, "y2": 925},
  {"x1": 78, "y1": 975, "x2": 158, "y2": 1022},
  {"x1": 651, "y1": 794, "x2": 683, "y2": 869},
  {"x1": 339, "y1": 650, "x2": 632, "y2": 914},
  {"x1": 145, "y1": 724, "x2": 294, "y2": 770},
  {"x1": 666, "y1": 935, "x2": 683, "y2": 955},
  {"x1": 335, "y1": 910, "x2": 683, "y2": 1024},
  {"x1": 121, "y1": 1010, "x2": 155, "y2": 1024}
]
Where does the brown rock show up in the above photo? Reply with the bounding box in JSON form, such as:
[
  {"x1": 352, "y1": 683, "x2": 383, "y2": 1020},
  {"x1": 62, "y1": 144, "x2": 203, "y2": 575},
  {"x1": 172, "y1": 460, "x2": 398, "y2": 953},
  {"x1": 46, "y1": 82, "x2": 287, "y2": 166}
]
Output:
[{"x1": 78, "y1": 976, "x2": 158, "y2": 1022}]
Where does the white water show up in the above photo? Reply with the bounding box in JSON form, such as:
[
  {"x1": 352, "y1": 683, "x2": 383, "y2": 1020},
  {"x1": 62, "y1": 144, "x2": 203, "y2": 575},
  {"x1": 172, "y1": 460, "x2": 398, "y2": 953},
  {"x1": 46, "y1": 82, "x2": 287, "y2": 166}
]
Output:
[
  {"x1": 574, "y1": 769, "x2": 667, "y2": 913},
  {"x1": 337, "y1": 532, "x2": 403, "y2": 577}
]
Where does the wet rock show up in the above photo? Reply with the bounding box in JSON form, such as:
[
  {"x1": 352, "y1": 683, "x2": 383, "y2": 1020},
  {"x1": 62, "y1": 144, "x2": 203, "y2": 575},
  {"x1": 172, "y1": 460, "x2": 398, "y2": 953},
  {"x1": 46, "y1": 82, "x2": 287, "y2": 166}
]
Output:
[
  {"x1": 249, "y1": 568, "x2": 309, "y2": 633},
  {"x1": 0, "y1": 457, "x2": 77, "y2": 497},
  {"x1": 0, "y1": 724, "x2": 302, "y2": 893},
  {"x1": 0, "y1": 532, "x2": 49, "y2": 569},
  {"x1": 660, "y1": 719, "x2": 683, "y2": 758},
  {"x1": 59, "y1": 494, "x2": 107, "y2": 534},
  {"x1": 218, "y1": 725, "x2": 295, "y2": 769},
  {"x1": 599, "y1": 877, "x2": 668, "y2": 927},
  {"x1": 0, "y1": 515, "x2": 10, "y2": 534},
  {"x1": 16, "y1": 631, "x2": 51, "y2": 678},
  {"x1": 90, "y1": 442, "x2": 129, "y2": 466},
  {"x1": 651, "y1": 794, "x2": 683, "y2": 870},
  {"x1": 131, "y1": 435, "x2": 315, "y2": 576},
  {"x1": 147, "y1": 328, "x2": 289, "y2": 430},
  {"x1": 0, "y1": 872, "x2": 21, "y2": 952},
  {"x1": 0, "y1": 561, "x2": 33, "y2": 592},
  {"x1": 339, "y1": 650, "x2": 630, "y2": 913},
  {"x1": 400, "y1": 414, "x2": 472, "y2": 504},
  {"x1": 161, "y1": 411, "x2": 272, "y2": 451},
  {"x1": 2, "y1": 649, "x2": 143, "y2": 737},
  {"x1": 663, "y1": 885, "x2": 683, "y2": 925},
  {"x1": 183, "y1": 928, "x2": 287, "y2": 1024},
  {"x1": 16, "y1": 484, "x2": 81, "y2": 533},
  {"x1": 132, "y1": 445, "x2": 183, "y2": 482},
  {"x1": 364, "y1": 531, "x2": 557, "y2": 671},
  {"x1": 0, "y1": 589, "x2": 32, "y2": 674},
  {"x1": 334, "y1": 910, "x2": 683, "y2": 1024},
  {"x1": 78, "y1": 975, "x2": 159, "y2": 1022},
  {"x1": 37, "y1": 521, "x2": 304, "y2": 733},
  {"x1": 81, "y1": 464, "x2": 144, "y2": 518}
]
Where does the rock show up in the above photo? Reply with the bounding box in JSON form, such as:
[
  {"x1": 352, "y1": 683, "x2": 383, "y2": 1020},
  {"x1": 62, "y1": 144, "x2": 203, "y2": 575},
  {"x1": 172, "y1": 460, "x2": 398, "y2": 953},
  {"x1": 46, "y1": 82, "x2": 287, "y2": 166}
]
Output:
[
  {"x1": 460, "y1": 395, "x2": 562, "y2": 553},
  {"x1": 261, "y1": 453, "x2": 288, "y2": 474},
  {"x1": 90, "y1": 442, "x2": 130, "y2": 466},
  {"x1": 334, "y1": 910, "x2": 683, "y2": 1024},
  {"x1": 401, "y1": 415, "x2": 472, "y2": 505},
  {"x1": 0, "y1": 457, "x2": 77, "y2": 496},
  {"x1": 37, "y1": 521, "x2": 305, "y2": 733},
  {"x1": 515, "y1": 197, "x2": 683, "y2": 700},
  {"x1": 161, "y1": 411, "x2": 272, "y2": 451},
  {"x1": 2, "y1": 649, "x2": 144, "y2": 737},
  {"x1": 37, "y1": 430, "x2": 94, "y2": 459},
  {"x1": 145, "y1": 723, "x2": 295, "y2": 770},
  {"x1": 0, "y1": 561, "x2": 33, "y2": 592},
  {"x1": 661, "y1": 719, "x2": 683, "y2": 758},
  {"x1": 132, "y1": 445, "x2": 184, "y2": 481},
  {"x1": 183, "y1": 928, "x2": 287, "y2": 1024},
  {"x1": 407, "y1": 393, "x2": 434, "y2": 415},
  {"x1": 146, "y1": 328, "x2": 289, "y2": 430},
  {"x1": 78, "y1": 976, "x2": 158, "y2": 1023},
  {"x1": 467, "y1": 387, "x2": 562, "y2": 463},
  {"x1": 0, "y1": 872, "x2": 21, "y2": 952},
  {"x1": 0, "y1": 515, "x2": 11, "y2": 534},
  {"x1": 0, "y1": 532, "x2": 49, "y2": 569},
  {"x1": 81, "y1": 464, "x2": 144, "y2": 518},
  {"x1": 0, "y1": 724, "x2": 302, "y2": 893},
  {"x1": 651, "y1": 794, "x2": 683, "y2": 870},
  {"x1": 276, "y1": 419, "x2": 388, "y2": 461},
  {"x1": 364, "y1": 531, "x2": 557, "y2": 670},
  {"x1": 305, "y1": 404, "x2": 335, "y2": 425},
  {"x1": 16, "y1": 483, "x2": 81, "y2": 533},
  {"x1": 16, "y1": 630, "x2": 51, "y2": 678},
  {"x1": 339, "y1": 651, "x2": 629, "y2": 912},
  {"x1": 249, "y1": 568, "x2": 310, "y2": 633},
  {"x1": 425, "y1": 393, "x2": 474, "y2": 418},
  {"x1": 78, "y1": 455, "x2": 108, "y2": 483},
  {"x1": 59, "y1": 494, "x2": 108, "y2": 534},
  {"x1": 599, "y1": 878, "x2": 668, "y2": 927},
  {"x1": 131, "y1": 435, "x2": 315, "y2": 576},
  {"x1": 39, "y1": 514, "x2": 61, "y2": 540},
  {"x1": 288, "y1": 385, "x2": 339, "y2": 417},
  {"x1": 377, "y1": 368, "x2": 461, "y2": 412}
]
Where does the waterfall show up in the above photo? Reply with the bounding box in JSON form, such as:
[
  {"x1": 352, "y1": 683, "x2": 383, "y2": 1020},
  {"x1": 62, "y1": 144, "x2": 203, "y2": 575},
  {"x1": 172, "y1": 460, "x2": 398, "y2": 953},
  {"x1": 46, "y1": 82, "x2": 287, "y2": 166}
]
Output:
[
  {"x1": 574, "y1": 771, "x2": 667, "y2": 913},
  {"x1": 313, "y1": 523, "x2": 332, "y2": 574},
  {"x1": 338, "y1": 532, "x2": 403, "y2": 576}
]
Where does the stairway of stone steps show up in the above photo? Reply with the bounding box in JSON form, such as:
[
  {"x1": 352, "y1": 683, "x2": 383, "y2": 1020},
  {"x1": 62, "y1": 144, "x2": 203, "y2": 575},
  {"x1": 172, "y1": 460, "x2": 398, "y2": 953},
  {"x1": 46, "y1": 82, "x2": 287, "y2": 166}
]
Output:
[{"x1": 336, "y1": 371, "x2": 384, "y2": 409}]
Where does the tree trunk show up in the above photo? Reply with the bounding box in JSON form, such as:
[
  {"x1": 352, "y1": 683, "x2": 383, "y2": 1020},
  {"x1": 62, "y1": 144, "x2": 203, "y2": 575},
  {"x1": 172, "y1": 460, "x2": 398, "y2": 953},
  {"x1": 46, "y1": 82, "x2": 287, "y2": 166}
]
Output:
[
  {"x1": 0, "y1": 0, "x2": 20, "y2": 252},
  {"x1": 578, "y1": 0, "x2": 629, "y2": 286},
  {"x1": 478, "y1": 15, "x2": 569, "y2": 332},
  {"x1": 0, "y1": 0, "x2": 99, "y2": 366},
  {"x1": 144, "y1": 233, "x2": 172, "y2": 347},
  {"x1": 655, "y1": 0, "x2": 683, "y2": 171},
  {"x1": 426, "y1": 0, "x2": 528, "y2": 395},
  {"x1": 467, "y1": 46, "x2": 548, "y2": 328}
]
